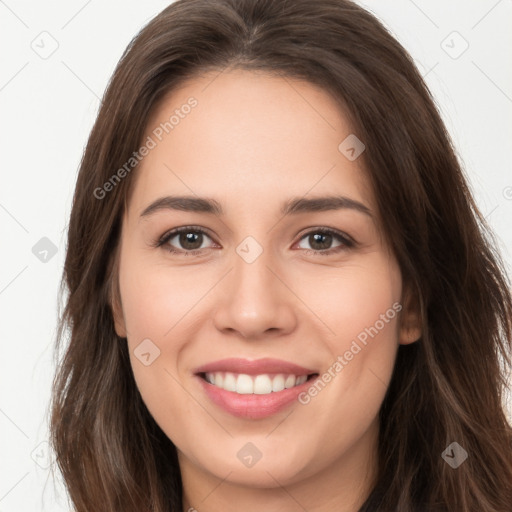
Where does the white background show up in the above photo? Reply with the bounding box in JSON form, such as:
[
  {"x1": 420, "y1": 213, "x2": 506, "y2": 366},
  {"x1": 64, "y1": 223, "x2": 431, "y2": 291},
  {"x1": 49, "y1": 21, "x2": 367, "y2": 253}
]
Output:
[{"x1": 1, "y1": 1, "x2": 511, "y2": 510}]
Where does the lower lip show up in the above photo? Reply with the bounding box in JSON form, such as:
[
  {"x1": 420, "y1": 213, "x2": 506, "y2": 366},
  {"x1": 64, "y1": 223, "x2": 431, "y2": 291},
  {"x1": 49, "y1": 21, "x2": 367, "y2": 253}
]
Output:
[{"x1": 196, "y1": 375, "x2": 317, "y2": 419}]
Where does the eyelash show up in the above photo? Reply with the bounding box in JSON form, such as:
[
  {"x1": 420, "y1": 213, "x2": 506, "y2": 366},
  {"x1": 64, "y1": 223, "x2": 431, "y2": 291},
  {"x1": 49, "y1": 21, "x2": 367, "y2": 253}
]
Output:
[{"x1": 154, "y1": 225, "x2": 356, "y2": 257}]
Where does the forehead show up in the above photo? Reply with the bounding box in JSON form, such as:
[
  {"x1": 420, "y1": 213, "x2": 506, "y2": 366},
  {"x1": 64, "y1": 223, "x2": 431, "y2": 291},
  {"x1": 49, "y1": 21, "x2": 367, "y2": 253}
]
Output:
[{"x1": 128, "y1": 68, "x2": 374, "y2": 219}]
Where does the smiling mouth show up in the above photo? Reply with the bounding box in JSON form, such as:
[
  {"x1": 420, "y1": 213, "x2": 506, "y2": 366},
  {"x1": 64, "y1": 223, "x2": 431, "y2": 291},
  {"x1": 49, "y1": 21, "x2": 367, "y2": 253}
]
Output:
[{"x1": 198, "y1": 371, "x2": 319, "y2": 395}]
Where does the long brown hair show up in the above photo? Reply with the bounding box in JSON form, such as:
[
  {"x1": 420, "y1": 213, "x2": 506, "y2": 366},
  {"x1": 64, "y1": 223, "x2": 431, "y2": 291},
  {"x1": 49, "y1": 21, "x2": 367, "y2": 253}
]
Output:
[{"x1": 50, "y1": 0, "x2": 512, "y2": 510}]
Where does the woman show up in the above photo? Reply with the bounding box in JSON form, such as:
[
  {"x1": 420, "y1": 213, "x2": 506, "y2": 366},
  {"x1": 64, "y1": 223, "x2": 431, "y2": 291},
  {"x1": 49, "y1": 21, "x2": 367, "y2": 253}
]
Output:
[{"x1": 50, "y1": 0, "x2": 512, "y2": 510}]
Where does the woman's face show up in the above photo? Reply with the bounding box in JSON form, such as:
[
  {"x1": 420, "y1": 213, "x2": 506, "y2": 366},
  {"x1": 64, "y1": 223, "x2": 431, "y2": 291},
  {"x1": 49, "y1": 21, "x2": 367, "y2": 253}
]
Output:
[{"x1": 113, "y1": 69, "x2": 419, "y2": 503}]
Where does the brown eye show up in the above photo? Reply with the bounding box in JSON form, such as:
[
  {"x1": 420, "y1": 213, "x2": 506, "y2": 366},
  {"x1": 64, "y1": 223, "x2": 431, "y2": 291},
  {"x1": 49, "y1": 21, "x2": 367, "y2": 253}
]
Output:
[
  {"x1": 158, "y1": 227, "x2": 216, "y2": 254},
  {"x1": 308, "y1": 232, "x2": 334, "y2": 250},
  {"x1": 177, "y1": 231, "x2": 204, "y2": 250},
  {"x1": 296, "y1": 229, "x2": 353, "y2": 254}
]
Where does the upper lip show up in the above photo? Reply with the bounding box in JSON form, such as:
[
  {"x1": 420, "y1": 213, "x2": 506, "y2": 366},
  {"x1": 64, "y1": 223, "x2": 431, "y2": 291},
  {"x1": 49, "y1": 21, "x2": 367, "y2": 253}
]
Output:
[{"x1": 193, "y1": 358, "x2": 317, "y2": 376}]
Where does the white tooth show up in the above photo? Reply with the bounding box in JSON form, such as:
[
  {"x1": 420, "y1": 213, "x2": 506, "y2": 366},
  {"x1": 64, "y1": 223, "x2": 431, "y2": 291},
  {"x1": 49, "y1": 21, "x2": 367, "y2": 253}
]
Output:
[
  {"x1": 214, "y1": 372, "x2": 224, "y2": 388},
  {"x1": 223, "y1": 372, "x2": 237, "y2": 392},
  {"x1": 205, "y1": 372, "x2": 214, "y2": 384},
  {"x1": 272, "y1": 374, "x2": 285, "y2": 392},
  {"x1": 254, "y1": 374, "x2": 273, "y2": 394},
  {"x1": 284, "y1": 375, "x2": 296, "y2": 389},
  {"x1": 296, "y1": 375, "x2": 307, "y2": 385},
  {"x1": 236, "y1": 374, "x2": 254, "y2": 394}
]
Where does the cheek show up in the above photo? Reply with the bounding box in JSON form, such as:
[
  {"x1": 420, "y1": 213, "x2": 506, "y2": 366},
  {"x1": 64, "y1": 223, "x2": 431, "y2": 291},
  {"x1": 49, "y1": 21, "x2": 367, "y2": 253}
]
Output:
[
  {"x1": 295, "y1": 258, "x2": 401, "y2": 418},
  {"x1": 333, "y1": 314, "x2": 399, "y2": 405},
  {"x1": 119, "y1": 257, "x2": 208, "y2": 343},
  {"x1": 118, "y1": 252, "x2": 226, "y2": 433},
  {"x1": 294, "y1": 257, "x2": 401, "y2": 345},
  {"x1": 117, "y1": 258, "x2": 190, "y2": 410},
  {"x1": 336, "y1": 265, "x2": 401, "y2": 384}
]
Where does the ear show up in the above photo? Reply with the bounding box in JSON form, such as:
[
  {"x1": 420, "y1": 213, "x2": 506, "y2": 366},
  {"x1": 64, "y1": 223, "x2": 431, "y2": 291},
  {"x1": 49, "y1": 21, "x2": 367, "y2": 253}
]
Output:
[
  {"x1": 398, "y1": 284, "x2": 422, "y2": 345},
  {"x1": 109, "y1": 253, "x2": 127, "y2": 338}
]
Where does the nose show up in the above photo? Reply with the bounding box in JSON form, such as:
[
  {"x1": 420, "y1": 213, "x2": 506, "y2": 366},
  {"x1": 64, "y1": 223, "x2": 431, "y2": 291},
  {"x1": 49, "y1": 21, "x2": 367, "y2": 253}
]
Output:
[{"x1": 212, "y1": 248, "x2": 298, "y2": 340}]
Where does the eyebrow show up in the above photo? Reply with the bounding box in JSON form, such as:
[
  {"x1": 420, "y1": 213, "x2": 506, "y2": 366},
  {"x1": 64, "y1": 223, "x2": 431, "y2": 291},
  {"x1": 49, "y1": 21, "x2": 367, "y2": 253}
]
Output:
[{"x1": 139, "y1": 195, "x2": 372, "y2": 219}]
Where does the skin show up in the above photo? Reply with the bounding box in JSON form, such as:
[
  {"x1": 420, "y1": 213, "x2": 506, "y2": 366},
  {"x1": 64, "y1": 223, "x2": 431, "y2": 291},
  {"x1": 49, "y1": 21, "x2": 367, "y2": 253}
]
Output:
[{"x1": 112, "y1": 68, "x2": 422, "y2": 512}]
